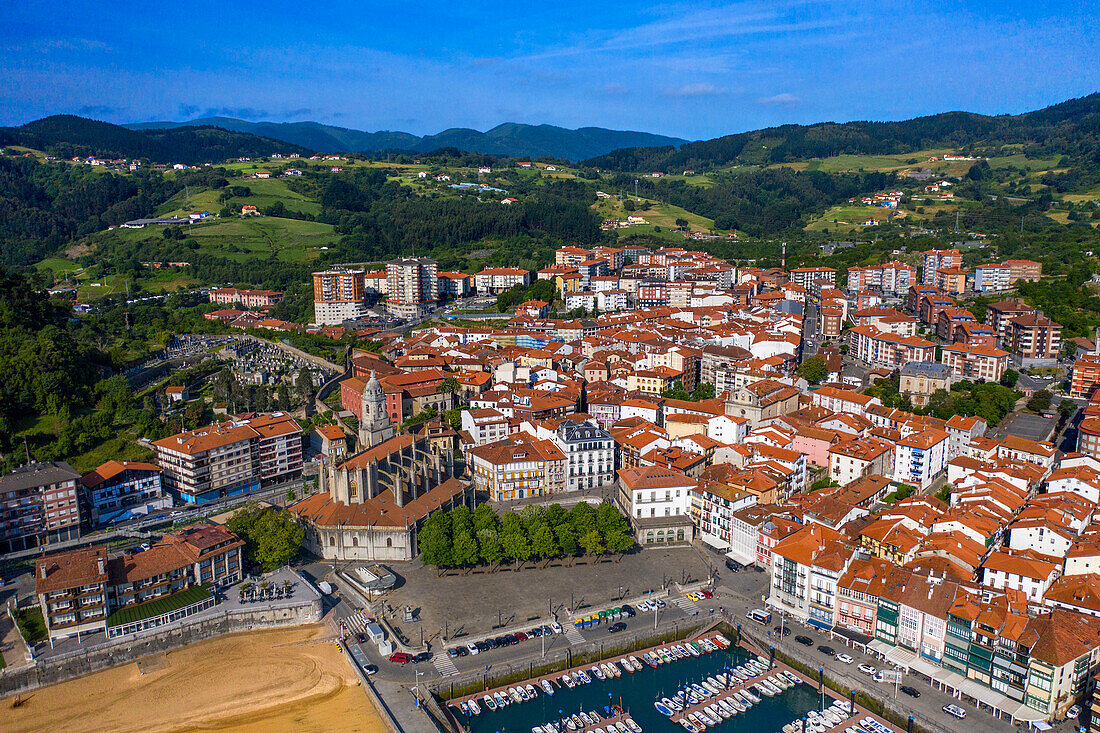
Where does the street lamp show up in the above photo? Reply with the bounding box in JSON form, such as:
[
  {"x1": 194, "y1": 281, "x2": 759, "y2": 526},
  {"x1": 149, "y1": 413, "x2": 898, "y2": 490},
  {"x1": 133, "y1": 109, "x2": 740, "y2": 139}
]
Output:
[{"x1": 414, "y1": 670, "x2": 424, "y2": 708}]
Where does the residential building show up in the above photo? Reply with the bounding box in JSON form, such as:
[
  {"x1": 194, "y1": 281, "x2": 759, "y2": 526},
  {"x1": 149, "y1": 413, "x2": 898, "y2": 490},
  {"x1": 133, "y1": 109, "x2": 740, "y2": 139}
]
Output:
[
  {"x1": 974, "y1": 263, "x2": 1012, "y2": 292},
  {"x1": 1004, "y1": 260, "x2": 1042, "y2": 283},
  {"x1": 829, "y1": 438, "x2": 895, "y2": 487},
  {"x1": 386, "y1": 257, "x2": 439, "y2": 319},
  {"x1": 894, "y1": 429, "x2": 950, "y2": 489},
  {"x1": 467, "y1": 436, "x2": 565, "y2": 501},
  {"x1": 474, "y1": 267, "x2": 531, "y2": 295},
  {"x1": 35, "y1": 523, "x2": 243, "y2": 643},
  {"x1": 986, "y1": 299, "x2": 1036, "y2": 342},
  {"x1": 617, "y1": 465, "x2": 695, "y2": 546},
  {"x1": 1005, "y1": 313, "x2": 1062, "y2": 365},
  {"x1": 848, "y1": 326, "x2": 935, "y2": 368},
  {"x1": 788, "y1": 267, "x2": 837, "y2": 290},
  {"x1": 0, "y1": 461, "x2": 82, "y2": 554},
  {"x1": 312, "y1": 268, "x2": 371, "y2": 326},
  {"x1": 81, "y1": 461, "x2": 169, "y2": 527},
  {"x1": 437, "y1": 271, "x2": 472, "y2": 299},
  {"x1": 1071, "y1": 353, "x2": 1100, "y2": 399},
  {"x1": 151, "y1": 413, "x2": 302, "y2": 504},
  {"x1": 940, "y1": 343, "x2": 1010, "y2": 382},
  {"x1": 208, "y1": 287, "x2": 283, "y2": 308},
  {"x1": 921, "y1": 249, "x2": 961, "y2": 285},
  {"x1": 768, "y1": 522, "x2": 847, "y2": 627},
  {"x1": 551, "y1": 420, "x2": 615, "y2": 492}
]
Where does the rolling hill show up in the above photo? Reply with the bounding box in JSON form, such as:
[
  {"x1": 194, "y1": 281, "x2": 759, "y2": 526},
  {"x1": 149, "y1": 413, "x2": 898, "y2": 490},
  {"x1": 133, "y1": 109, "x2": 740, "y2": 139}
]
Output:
[
  {"x1": 0, "y1": 115, "x2": 310, "y2": 164},
  {"x1": 124, "y1": 118, "x2": 688, "y2": 161},
  {"x1": 585, "y1": 92, "x2": 1100, "y2": 172}
]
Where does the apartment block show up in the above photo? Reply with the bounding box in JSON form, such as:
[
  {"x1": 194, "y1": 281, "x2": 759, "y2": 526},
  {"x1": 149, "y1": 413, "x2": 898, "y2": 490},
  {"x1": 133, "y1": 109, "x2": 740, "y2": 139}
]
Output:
[
  {"x1": 940, "y1": 343, "x2": 1010, "y2": 382},
  {"x1": 973, "y1": 263, "x2": 1012, "y2": 292},
  {"x1": 467, "y1": 436, "x2": 566, "y2": 501},
  {"x1": 81, "y1": 460, "x2": 170, "y2": 527},
  {"x1": 312, "y1": 268, "x2": 370, "y2": 325},
  {"x1": 0, "y1": 461, "x2": 82, "y2": 554},
  {"x1": 386, "y1": 257, "x2": 439, "y2": 319},
  {"x1": 921, "y1": 249, "x2": 961, "y2": 285},
  {"x1": 35, "y1": 524, "x2": 242, "y2": 643},
  {"x1": 1005, "y1": 313, "x2": 1062, "y2": 365},
  {"x1": 152, "y1": 413, "x2": 302, "y2": 504},
  {"x1": 848, "y1": 325, "x2": 935, "y2": 368},
  {"x1": 474, "y1": 267, "x2": 530, "y2": 295},
  {"x1": 208, "y1": 288, "x2": 283, "y2": 308}
]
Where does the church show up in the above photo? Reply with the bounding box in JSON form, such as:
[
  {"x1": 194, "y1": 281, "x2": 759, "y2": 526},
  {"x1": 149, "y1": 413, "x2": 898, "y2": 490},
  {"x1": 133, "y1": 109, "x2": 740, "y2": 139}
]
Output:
[{"x1": 290, "y1": 372, "x2": 474, "y2": 562}]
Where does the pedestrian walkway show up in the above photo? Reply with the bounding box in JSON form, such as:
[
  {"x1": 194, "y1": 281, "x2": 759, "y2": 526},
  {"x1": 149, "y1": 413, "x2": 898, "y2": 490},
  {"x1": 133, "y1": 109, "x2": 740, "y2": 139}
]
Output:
[
  {"x1": 564, "y1": 624, "x2": 586, "y2": 645},
  {"x1": 673, "y1": 596, "x2": 701, "y2": 615},
  {"x1": 433, "y1": 652, "x2": 459, "y2": 677}
]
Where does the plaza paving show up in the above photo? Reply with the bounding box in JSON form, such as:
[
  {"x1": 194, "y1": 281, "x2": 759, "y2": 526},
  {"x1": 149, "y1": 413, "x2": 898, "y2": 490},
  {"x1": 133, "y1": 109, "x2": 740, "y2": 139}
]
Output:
[{"x1": 369, "y1": 546, "x2": 709, "y2": 648}]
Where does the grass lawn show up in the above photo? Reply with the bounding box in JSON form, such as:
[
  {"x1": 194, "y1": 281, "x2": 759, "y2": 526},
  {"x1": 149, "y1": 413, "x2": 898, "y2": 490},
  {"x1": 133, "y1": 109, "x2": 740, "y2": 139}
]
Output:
[
  {"x1": 16, "y1": 606, "x2": 47, "y2": 645},
  {"x1": 66, "y1": 435, "x2": 155, "y2": 474},
  {"x1": 107, "y1": 585, "x2": 212, "y2": 628},
  {"x1": 1064, "y1": 185, "x2": 1100, "y2": 204}
]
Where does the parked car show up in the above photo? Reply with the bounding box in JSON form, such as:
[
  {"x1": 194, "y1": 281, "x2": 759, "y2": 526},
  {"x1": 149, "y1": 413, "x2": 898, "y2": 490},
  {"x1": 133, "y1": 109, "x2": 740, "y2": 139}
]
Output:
[
  {"x1": 503, "y1": 634, "x2": 518, "y2": 645},
  {"x1": 636, "y1": 600, "x2": 651, "y2": 611},
  {"x1": 412, "y1": 652, "x2": 432, "y2": 663},
  {"x1": 608, "y1": 622, "x2": 627, "y2": 633},
  {"x1": 528, "y1": 627, "x2": 543, "y2": 637},
  {"x1": 818, "y1": 645, "x2": 837, "y2": 655},
  {"x1": 725, "y1": 558, "x2": 742, "y2": 572},
  {"x1": 795, "y1": 636, "x2": 814, "y2": 647},
  {"x1": 466, "y1": 642, "x2": 480, "y2": 655},
  {"x1": 899, "y1": 686, "x2": 920, "y2": 698},
  {"x1": 448, "y1": 647, "x2": 460, "y2": 658},
  {"x1": 550, "y1": 622, "x2": 563, "y2": 634},
  {"x1": 1068, "y1": 705, "x2": 1082, "y2": 719},
  {"x1": 363, "y1": 664, "x2": 378, "y2": 675},
  {"x1": 773, "y1": 625, "x2": 791, "y2": 637},
  {"x1": 701, "y1": 590, "x2": 713, "y2": 599},
  {"x1": 542, "y1": 624, "x2": 554, "y2": 635},
  {"x1": 454, "y1": 646, "x2": 468, "y2": 657},
  {"x1": 942, "y1": 704, "x2": 966, "y2": 719},
  {"x1": 857, "y1": 664, "x2": 877, "y2": 675},
  {"x1": 621, "y1": 604, "x2": 636, "y2": 616},
  {"x1": 515, "y1": 631, "x2": 528, "y2": 642},
  {"x1": 388, "y1": 652, "x2": 412, "y2": 665},
  {"x1": 835, "y1": 653, "x2": 853, "y2": 664},
  {"x1": 356, "y1": 633, "x2": 367, "y2": 645}
]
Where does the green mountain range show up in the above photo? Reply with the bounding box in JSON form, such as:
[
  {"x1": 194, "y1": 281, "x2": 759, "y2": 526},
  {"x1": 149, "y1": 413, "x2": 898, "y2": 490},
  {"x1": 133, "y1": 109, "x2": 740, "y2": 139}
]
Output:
[{"x1": 124, "y1": 118, "x2": 689, "y2": 161}]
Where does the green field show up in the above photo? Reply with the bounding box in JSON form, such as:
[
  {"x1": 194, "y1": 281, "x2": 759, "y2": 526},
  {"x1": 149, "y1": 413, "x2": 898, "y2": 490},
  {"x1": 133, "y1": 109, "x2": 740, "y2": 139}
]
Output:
[
  {"x1": 157, "y1": 176, "x2": 321, "y2": 217},
  {"x1": 805, "y1": 204, "x2": 902, "y2": 232},
  {"x1": 593, "y1": 196, "x2": 717, "y2": 233},
  {"x1": 184, "y1": 216, "x2": 334, "y2": 262}
]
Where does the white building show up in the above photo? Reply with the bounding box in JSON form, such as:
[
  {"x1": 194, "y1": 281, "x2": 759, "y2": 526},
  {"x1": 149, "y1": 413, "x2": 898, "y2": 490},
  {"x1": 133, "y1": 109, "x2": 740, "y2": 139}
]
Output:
[{"x1": 893, "y1": 429, "x2": 949, "y2": 489}]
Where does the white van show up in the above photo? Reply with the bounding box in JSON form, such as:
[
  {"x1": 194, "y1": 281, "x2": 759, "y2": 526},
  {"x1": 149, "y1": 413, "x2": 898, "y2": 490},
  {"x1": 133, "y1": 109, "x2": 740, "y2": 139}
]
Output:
[
  {"x1": 942, "y1": 704, "x2": 966, "y2": 719},
  {"x1": 747, "y1": 609, "x2": 772, "y2": 625}
]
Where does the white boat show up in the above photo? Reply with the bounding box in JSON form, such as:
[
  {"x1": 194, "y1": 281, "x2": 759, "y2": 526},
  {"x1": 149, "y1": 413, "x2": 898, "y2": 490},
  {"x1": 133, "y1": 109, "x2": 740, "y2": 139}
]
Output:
[
  {"x1": 754, "y1": 682, "x2": 774, "y2": 697},
  {"x1": 591, "y1": 665, "x2": 606, "y2": 681},
  {"x1": 785, "y1": 671, "x2": 802, "y2": 684},
  {"x1": 685, "y1": 642, "x2": 701, "y2": 656},
  {"x1": 561, "y1": 674, "x2": 575, "y2": 688},
  {"x1": 655, "y1": 700, "x2": 675, "y2": 717},
  {"x1": 581, "y1": 712, "x2": 593, "y2": 726},
  {"x1": 564, "y1": 717, "x2": 577, "y2": 731},
  {"x1": 692, "y1": 682, "x2": 711, "y2": 698},
  {"x1": 728, "y1": 694, "x2": 746, "y2": 712},
  {"x1": 616, "y1": 723, "x2": 629, "y2": 733},
  {"x1": 740, "y1": 688, "x2": 761, "y2": 704},
  {"x1": 534, "y1": 727, "x2": 545, "y2": 733},
  {"x1": 628, "y1": 655, "x2": 642, "y2": 670},
  {"x1": 468, "y1": 698, "x2": 480, "y2": 715},
  {"x1": 509, "y1": 687, "x2": 523, "y2": 703},
  {"x1": 577, "y1": 670, "x2": 592, "y2": 684},
  {"x1": 483, "y1": 694, "x2": 496, "y2": 711},
  {"x1": 626, "y1": 719, "x2": 642, "y2": 733},
  {"x1": 542, "y1": 679, "x2": 555, "y2": 695}
]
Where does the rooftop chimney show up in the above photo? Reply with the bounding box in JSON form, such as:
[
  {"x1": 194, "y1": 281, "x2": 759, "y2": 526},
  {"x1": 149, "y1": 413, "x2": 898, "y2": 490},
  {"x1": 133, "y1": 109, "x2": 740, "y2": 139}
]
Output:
[{"x1": 97, "y1": 556, "x2": 105, "y2": 575}]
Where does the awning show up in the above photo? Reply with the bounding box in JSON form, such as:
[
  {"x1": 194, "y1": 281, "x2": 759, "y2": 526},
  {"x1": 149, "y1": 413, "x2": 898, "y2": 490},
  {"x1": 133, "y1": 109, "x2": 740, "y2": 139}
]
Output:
[
  {"x1": 832, "y1": 625, "x2": 873, "y2": 646},
  {"x1": 699, "y1": 532, "x2": 728, "y2": 552},
  {"x1": 1013, "y1": 703, "x2": 1050, "y2": 723},
  {"x1": 1032, "y1": 720, "x2": 1052, "y2": 730},
  {"x1": 885, "y1": 646, "x2": 917, "y2": 671},
  {"x1": 867, "y1": 639, "x2": 893, "y2": 657},
  {"x1": 908, "y1": 655, "x2": 941, "y2": 681},
  {"x1": 807, "y1": 617, "x2": 833, "y2": 632}
]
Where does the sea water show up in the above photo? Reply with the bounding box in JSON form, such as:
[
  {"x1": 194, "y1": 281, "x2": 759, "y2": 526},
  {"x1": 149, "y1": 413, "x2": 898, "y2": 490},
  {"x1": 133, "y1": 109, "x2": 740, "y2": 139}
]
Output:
[{"x1": 455, "y1": 645, "x2": 833, "y2": 733}]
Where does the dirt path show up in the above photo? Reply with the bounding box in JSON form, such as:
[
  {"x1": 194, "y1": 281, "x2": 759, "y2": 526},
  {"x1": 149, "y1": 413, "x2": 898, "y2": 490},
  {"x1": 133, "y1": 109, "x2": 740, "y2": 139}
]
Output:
[{"x1": 7, "y1": 624, "x2": 387, "y2": 733}]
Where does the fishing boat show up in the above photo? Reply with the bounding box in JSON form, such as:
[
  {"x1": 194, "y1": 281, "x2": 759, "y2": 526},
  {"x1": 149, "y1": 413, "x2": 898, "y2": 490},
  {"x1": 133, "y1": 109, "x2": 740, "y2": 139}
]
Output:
[
  {"x1": 591, "y1": 665, "x2": 606, "y2": 681},
  {"x1": 564, "y1": 717, "x2": 577, "y2": 731},
  {"x1": 702, "y1": 679, "x2": 722, "y2": 695},
  {"x1": 541, "y1": 679, "x2": 555, "y2": 695},
  {"x1": 561, "y1": 674, "x2": 575, "y2": 688},
  {"x1": 784, "y1": 671, "x2": 801, "y2": 685},
  {"x1": 692, "y1": 682, "x2": 711, "y2": 699},
  {"x1": 718, "y1": 698, "x2": 737, "y2": 716},
  {"x1": 581, "y1": 712, "x2": 593, "y2": 726},
  {"x1": 697, "y1": 710, "x2": 717, "y2": 726},
  {"x1": 626, "y1": 719, "x2": 642, "y2": 733},
  {"x1": 643, "y1": 652, "x2": 659, "y2": 667},
  {"x1": 727, "y1": 694, "x2": 746, "y2": 713},
  {"x1": 534, "y1": 727, "x2": 545, "y2": 733},
  {"x1": 496, "y1": 691, "x2": 510, "y2": 707},
  {"x1": 483, "y1": 694, "x2": 496, "y2": 711},
  {"x1": 715, "y1": 633, "x2": 731, "y2": 648},
  {"x1": 628, "y1": 655, "x2": 642, "y2": 670},
  {"x1": 526, "y1": 683, "x2": 538, "y2": 699},
  {"x1": 468, "y1": 698, "x2": 481, "y2": 715},
  {"x1": 607, "y1": 662, "x2": 621, "y2": 678},
  {"x1": 706, "y1": 675, "x2": 724, "y2": 691},
  {"x1": 578, "y1": 670, "x2": 593, "y2": 685},
  {"x1": 616, "y1": 723, "x2": 629, "y2": 733},
  {"x1": 741, "y1": 688, "x2": 762, "y2": 704},
  {"x1": 711, "y1": 703, "x2": 729, "y2": 720},
  {"x1": 679, "y1": 719, "x2": 701, "y2": 733},
  {"x1": 654, "y1": 700, "x2": 675, "y2": 717}
]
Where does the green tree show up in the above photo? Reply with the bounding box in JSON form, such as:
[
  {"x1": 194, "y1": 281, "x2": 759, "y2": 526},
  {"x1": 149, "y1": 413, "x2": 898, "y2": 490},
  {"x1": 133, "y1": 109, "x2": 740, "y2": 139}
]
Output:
[
  {"x1": 477, "y1": 528, "x2": 504, "y2": 567},
  {"x1": 439, "y1": 375, "x2": 460, "y2": 397},
  {"x1": 529, "y1": 521, "x2": 559, "y2": 559},
  {"x1": 579, "y1": 528, "x2": 604, "y2": 557},
  {"x1": 452, "y1": 530, "x2": 480, "y2": 567},
  {"x1": 296, "y1": 369, "x2": 314, "y2": 403},
  {"x1": 1028, "y1": 390, "x2": 1053, "y2": 413},
  {"x1": 473, "y1": 503, "x2": 499, "y2": 534},
  {"x1": 225, "y1": 502, "x2": 305, "y2": 572},
  {"x1": 501, "y1": 526, "x2": 531, "y2": 567},
  {"x1": 419, "y1": 510, "x2": 453, "y2": 568},
  {"x1": 450, "y1": 505, "x2": 473, "y2": 537},
  {"x1": 797, "y1": 355, "x2": 828, "y2": 384},
  {"x1": 555, "y1": 524, "x2": 579, "y2": 557},
  {"x1": 1000, "y1": 369, "x2": 1020, "y2": 388}
]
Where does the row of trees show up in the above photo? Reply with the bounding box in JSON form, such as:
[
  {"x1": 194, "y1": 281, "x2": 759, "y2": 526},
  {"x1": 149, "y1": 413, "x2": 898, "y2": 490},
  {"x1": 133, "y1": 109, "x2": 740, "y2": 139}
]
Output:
[{"x1": 420, "y1": 502, "x2": 634, "y2": 571}]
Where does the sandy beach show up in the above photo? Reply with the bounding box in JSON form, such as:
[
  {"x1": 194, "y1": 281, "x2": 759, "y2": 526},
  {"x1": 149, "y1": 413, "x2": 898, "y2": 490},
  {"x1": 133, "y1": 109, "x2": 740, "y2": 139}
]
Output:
[{"x1": 7, "y1": 624, "x2": 388, "y2": 733}]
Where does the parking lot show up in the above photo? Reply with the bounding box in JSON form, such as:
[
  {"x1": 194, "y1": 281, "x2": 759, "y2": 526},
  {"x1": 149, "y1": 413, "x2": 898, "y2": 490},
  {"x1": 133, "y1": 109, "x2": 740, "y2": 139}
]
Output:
[{"x1": 991, "y1": 411, "x2": 1056, "y2": 442}]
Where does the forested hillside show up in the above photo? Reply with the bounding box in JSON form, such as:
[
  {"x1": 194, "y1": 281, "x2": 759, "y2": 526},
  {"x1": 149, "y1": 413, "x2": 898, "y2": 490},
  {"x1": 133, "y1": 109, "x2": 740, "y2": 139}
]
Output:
[
  {"x1": 0, "y1": 115, "x2": 309, "y2": 164},
  {"x1": 587, "y1": 92, "x2": 1100, "y2": 172}
]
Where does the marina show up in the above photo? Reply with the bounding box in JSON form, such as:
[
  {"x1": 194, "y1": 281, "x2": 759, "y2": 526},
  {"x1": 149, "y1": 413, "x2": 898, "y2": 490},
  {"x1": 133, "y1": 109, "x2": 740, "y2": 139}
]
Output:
[{"x1": 444, "y1": 631, "x2": 903, "y2": 733}]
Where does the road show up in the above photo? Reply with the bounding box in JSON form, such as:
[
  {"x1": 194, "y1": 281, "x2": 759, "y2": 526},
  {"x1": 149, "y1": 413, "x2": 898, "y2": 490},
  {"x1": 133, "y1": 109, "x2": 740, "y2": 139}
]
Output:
[{"x1": 802, "y1": 301, "x2": 819, "y2": 363}]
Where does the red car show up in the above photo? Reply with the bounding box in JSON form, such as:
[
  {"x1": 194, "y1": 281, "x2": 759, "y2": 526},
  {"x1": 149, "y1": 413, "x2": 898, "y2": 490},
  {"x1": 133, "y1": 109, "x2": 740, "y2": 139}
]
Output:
[
  {"x1": 388, "y1": 652, "x2": 412, "y2": 665},
  {"x1": 515, "y1": 631, "x2": 528, "y2": 642},
  {"x1": 701, "y1": 590, "x2": 713, "y2": 599}
]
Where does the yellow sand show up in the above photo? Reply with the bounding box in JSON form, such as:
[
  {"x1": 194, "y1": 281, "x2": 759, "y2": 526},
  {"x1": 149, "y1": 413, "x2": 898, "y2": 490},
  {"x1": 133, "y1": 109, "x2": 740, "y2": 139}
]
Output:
[{"x1": 7, "y1": 624, "x2": 388, "y2": 733}]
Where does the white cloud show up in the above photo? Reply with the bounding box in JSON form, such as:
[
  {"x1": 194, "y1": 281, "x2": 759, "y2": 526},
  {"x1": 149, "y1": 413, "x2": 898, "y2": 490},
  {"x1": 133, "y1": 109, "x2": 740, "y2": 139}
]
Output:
[
  {"x1": 666, "y1": 83, "x2": 725, "y2": 98},
  {"x1": 758, "y1": 93, "x2": 801, "y2": 106}
]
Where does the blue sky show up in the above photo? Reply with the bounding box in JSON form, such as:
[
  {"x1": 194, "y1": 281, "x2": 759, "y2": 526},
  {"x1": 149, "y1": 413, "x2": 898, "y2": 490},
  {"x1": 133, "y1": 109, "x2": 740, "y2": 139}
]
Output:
[{"x1": 2, "y1": 1, "x2": 1098, "y2": 139}]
